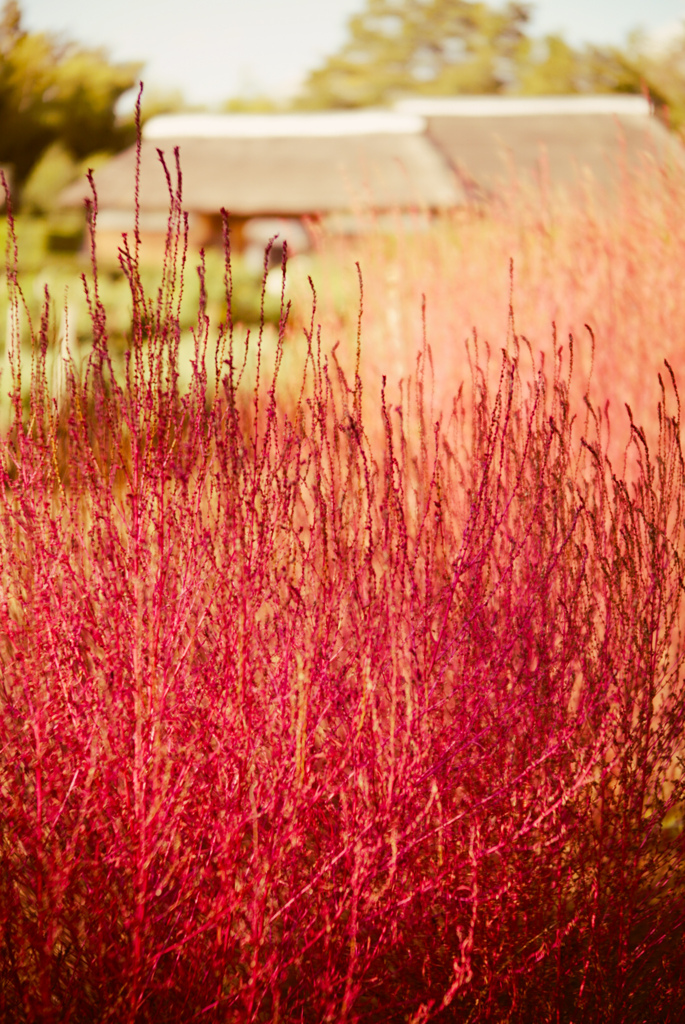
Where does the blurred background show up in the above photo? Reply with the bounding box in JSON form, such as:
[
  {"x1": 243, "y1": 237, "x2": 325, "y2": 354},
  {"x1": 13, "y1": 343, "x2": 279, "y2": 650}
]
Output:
[
  {"x1": 14, "y1": 0, "x2": 685, "y2": 113},
  {"x1": 3, "y1": 0, "x2": 685, "y2": 219},
  {"x1": 2, "y1": 0, "x2": 685, "y2": 439}
]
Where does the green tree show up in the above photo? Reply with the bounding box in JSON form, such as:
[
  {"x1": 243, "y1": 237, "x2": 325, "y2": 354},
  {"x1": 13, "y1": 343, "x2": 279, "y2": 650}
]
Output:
[
  {"x1": 296, "y1": 0, "x2": 532, "y2": 109},
  {"x1": 515, "y1": 28, "x2": 685, "y2": 129},
  {"x1": 515, "y1": 34, "x2": 584, "y2": 94},
  {"x1": 0, "y1": 0, "x2": 141, "y2": 191},
  {"x1": 516, "y1": 34, "x2": 648, "y2": 98},
  {"x1": 620, "y1": 26, "x2": 685, "y2": 131},
  {"x1": 295, "y1": 0, "x2": 679, "y2": 116}
]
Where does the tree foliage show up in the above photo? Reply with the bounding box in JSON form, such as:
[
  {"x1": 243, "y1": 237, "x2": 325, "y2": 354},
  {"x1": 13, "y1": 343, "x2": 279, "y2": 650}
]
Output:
[
  {"x1": 295, "y1": 0, "x2": 684, "y2": 125},
  {"x1": 296, "y1": 0, "x2": 531, "y2": 109},
  {"x1": 0, "y1": 1, "x2": 141, "y2": 189},
  {"x1": 514, "y1": 35, "x2": 639, "y2": 96},
  {"x1": 621, "y1": 27, "x2": 685, "y2": 131}
]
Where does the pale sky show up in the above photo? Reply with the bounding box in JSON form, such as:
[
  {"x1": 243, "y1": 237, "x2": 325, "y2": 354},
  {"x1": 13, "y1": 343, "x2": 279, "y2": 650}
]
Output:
[{"x1": 18, "y1": 0, "x2": 685, "y2": 109}]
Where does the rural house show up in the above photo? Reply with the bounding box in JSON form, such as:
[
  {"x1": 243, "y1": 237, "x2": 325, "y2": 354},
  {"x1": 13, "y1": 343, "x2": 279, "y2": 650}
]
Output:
[
  {"x1": 60, "y1": 96, "x2": 683, "y2": 262},
  {"x1": 394, "y1": 94, "x2": 681, "y2": 201},
  {"x1": 60, "y1": 110, "x2": 462, "y2": 263}
]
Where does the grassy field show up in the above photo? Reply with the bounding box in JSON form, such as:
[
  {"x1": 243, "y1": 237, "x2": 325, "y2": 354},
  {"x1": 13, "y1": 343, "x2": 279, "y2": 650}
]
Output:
[
  {"x1": 291, "y1": 161, "x2": 685, "y2": 464},
  {"x1": 0, "y1": 157, "x2": 684, "y2": 1023}
]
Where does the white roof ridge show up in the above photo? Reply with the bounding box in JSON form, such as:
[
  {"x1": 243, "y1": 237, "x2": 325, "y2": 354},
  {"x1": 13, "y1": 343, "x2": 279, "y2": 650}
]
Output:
[
  {"x1": 394, "y1": 95, "x2": 652, "y2": 117},
  {"x1": 144, "y1": 110, "x2": 426, "y2": 139}
]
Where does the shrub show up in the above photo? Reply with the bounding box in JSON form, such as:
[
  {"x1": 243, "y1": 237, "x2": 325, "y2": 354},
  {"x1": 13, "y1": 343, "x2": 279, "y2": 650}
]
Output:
[{"x1": 0, "y1": 151, "x2": 684, "y2": 1024}]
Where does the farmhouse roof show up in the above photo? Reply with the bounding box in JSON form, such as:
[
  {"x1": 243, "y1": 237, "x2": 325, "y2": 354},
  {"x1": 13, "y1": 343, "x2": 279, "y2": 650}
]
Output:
[
  {"x1": 393, "y1": 94, "x2": 682, "y2": 196},
  {"x1": 62, "y1": 99, "x2": 684, "y2": 223},
  {"x1": 143, "y1": 110, "x2": 426, "y2": 138},
  {"x1": 62, "y1": 110, "x2": 463, "y2": 216},
  {"x1": 394, "y1": 95, "x2": 653, "y2": 117}
]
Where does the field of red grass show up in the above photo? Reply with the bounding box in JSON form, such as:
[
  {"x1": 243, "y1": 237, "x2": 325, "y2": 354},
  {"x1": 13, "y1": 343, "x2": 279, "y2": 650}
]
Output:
[
  {"x1": 294, "y1": 157, "x2": 685, "y2": 470},
  {"x1": 1, "y1": 154, "x2": 684, "y2": 1023}
]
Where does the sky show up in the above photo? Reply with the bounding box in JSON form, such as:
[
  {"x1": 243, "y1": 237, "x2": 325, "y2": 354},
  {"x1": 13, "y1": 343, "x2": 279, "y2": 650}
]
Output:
[{"x1": 17, "y1": 0, "x2": 685, "y2": 109}]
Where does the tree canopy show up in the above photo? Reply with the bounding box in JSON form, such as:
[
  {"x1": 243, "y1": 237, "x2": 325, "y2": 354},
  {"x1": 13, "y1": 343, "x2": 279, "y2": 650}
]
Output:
[
  {"x1": 295, "y1": 0, "x2": 684, "y2": 128},
  {"x1": 0, "y1": 0, "x2": 141, "y2": 190},
  {"x1": 622, "y1": 27, "x2": 685, "y2": 131},
  {"x1": 2, "y1": 0, "x2": 684, "y2": 210},
  {"x1": 296, "y1": 0, "x2": 531, "y2": 109}
]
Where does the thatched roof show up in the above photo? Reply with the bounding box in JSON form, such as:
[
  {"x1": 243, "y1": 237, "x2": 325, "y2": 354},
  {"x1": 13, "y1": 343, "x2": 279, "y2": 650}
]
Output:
[
  {"x1": 144, "y1": 110, "x2": 425, "y2": 138},
  {"x1": 62, "y1": 100, "x2": 683, "y2": 226},
  {"x1": 394, "y1": 96, "x2": 682, "y2": 197},
  {"x1": 62, "y1": 111, "x2": 463, "y2": 216}
]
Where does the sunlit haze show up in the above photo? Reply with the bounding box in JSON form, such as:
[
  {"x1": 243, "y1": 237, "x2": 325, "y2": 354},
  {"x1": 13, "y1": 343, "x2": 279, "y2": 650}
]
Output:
[{"x1": 17, "y1": 0, "x2": 685, "y2": 109}]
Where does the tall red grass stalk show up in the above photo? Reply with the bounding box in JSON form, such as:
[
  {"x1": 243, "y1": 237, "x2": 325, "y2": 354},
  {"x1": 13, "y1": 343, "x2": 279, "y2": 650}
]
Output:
[
  {"x1": 1, "y1": 152, "x2": 684, "y2": 1024},
  {"x1": 300, "y1": 152, "x2": 685, "y2": 470}
]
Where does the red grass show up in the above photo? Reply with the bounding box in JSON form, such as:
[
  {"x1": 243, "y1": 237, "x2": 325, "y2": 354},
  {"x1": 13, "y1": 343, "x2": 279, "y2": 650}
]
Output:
[
  {"x1": 1, "y1": 153, "x2": 685, "y2": 1023},
  {"x1": 297, "y1": 155, "x2": 685, "y2": 471}
]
